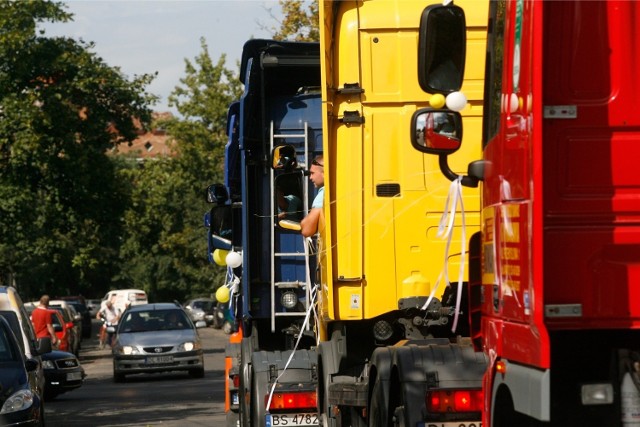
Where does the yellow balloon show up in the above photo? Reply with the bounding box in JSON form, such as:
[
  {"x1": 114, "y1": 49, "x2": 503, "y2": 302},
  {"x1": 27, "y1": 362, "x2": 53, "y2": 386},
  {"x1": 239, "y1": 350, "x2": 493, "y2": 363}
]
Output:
[
  {"x1": 216, "y1": 286, "x2": 230, "y2": 303},
  {"x1": 430, "y1": 93, "x2": 446, "y2": 109},
  {"x1": 213, "y1": 249, "x2": 229, "y2": 266}
]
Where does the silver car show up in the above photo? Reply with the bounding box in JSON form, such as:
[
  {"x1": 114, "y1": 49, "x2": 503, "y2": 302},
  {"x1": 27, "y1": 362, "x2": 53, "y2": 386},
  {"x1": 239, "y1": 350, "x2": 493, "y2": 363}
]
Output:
[
  {"x1": 111, "y1": 303, "x2": 205, "y2": 382},
  {"x1": 183, "y1": 298, "x2": 215, "y2": 326}
]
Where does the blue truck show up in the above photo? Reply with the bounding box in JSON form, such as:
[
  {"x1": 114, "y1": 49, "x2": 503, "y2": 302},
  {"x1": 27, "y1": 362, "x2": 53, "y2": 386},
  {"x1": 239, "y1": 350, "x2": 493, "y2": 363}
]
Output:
[{"x1": 205, "y1": 39, "x2": 322, "y2": 427}]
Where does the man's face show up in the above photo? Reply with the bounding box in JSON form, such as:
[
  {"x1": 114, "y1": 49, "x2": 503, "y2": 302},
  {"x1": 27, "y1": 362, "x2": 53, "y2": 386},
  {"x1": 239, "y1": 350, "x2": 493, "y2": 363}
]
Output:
[{"x1": 309, "y1": 164, "x2": 324, "y2": 188}]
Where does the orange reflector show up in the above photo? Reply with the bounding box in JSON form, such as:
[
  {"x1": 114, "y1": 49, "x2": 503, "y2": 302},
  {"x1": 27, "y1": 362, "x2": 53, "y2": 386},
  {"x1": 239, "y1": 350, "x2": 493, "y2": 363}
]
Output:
[
  {"x1": 426, "y1": 389, "x2": 483, "y2": 413},
  {"x1": 265, "y1": 391, "x2": 317, "y2": 411},
  {"x1": 496, "y1": 360, "x2": 507, "y2": 374}
]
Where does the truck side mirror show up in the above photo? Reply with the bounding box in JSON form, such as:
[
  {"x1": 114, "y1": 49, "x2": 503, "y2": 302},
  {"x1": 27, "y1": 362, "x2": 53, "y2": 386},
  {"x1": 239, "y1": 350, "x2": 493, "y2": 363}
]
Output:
[
  {"x1": 411, "y1": 108, "x2": 479, "y2": 188},
  {"x1": 418, "y1": 4, "x2": 466, "y2": 94},
  {"x1": 206, "y1": 183, "x2": 229, "y2": 205},
  {"x1": 411, "y1": 109, "x2": 462, "y2": 155},
  {"x1": 271, "y1": 145, "x2": 298, "y2": 171}
]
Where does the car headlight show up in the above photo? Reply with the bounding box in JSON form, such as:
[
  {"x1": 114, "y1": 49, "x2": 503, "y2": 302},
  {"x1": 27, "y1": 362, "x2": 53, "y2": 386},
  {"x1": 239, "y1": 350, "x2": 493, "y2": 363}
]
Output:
[
  {"x1": 178, "y1": 341, "x2": 200, "y2": 352},
  {"x1": 1, "y1": 389, "x2": 34, "y2": 414},
  {"x1": 42, "y1": 360, "x2": 55, "y2": 370},
  {"x1": 116, "y1": 345, "x2": 140, "y2": 355}
]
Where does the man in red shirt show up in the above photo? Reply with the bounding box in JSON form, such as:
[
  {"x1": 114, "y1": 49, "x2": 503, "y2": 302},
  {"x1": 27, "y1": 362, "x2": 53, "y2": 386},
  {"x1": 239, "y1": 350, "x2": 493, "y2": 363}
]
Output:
[{"x1": 31, "y1": 294, "x2": 58, "y2": 347}]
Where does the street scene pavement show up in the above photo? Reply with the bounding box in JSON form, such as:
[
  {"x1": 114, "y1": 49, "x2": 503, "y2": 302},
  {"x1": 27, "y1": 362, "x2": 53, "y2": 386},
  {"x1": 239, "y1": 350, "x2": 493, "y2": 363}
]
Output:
[{"x1": 45, "y1": 319, "x2": 228, "y2": 426}]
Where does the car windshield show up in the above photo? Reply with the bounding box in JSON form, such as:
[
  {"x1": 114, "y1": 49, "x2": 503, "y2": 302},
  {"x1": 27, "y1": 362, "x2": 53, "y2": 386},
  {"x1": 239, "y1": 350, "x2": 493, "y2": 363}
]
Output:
[{"x1": 119, "y1": 309, "x2": 191, "y2": 333}]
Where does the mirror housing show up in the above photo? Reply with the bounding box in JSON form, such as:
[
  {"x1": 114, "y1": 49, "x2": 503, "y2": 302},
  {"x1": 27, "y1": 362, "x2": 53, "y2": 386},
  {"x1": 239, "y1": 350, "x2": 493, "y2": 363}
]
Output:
[
  {"x1": 418, "y1": 4, "x2": 466, "y2": 94},
  {"x1": 411, "y1": 109, "x2": 462, "y2": 155},
  {"x1": 271, "y1": 145, "x2": 298, "y2": 170},
  {"x1": 206, "y1": 184, "x2": 229, "y2": 205}
]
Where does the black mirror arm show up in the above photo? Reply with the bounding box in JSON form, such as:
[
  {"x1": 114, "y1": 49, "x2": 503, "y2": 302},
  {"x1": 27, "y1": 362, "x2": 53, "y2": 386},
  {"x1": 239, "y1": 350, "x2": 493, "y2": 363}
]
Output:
[{"x1": 438, "y1": 154, "x2": 479, "y2": 188}]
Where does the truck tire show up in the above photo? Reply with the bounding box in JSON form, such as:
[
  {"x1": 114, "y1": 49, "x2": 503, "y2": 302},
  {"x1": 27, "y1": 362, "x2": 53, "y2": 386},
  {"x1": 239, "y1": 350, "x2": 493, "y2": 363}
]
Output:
[
  {"x1": 240, "y1": 337, "x2": 254, "y2": 427},
  {"x1": 368, "y1": 377, "x2": 389, "y2": 427},
  {"x1": 318, "y1": 342, "x2": 339, "y2": 427}
]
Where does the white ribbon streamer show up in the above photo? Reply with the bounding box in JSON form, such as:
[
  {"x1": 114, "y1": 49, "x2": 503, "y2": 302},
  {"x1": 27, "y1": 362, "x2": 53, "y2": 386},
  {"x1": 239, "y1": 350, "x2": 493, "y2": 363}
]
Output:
[{"x1": 421, "y1": 176, "x2": 466, "y2": 332}]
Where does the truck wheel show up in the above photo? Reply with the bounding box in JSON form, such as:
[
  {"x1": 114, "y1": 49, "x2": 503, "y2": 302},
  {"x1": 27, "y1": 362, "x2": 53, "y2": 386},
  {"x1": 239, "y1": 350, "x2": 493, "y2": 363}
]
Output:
[
  {"x1": 318, "y1": 343, "x2": 339, "y2": 427},
  {"x1": 240, "y1": 338, "x2": 254, "y2": 427},
  {"x1": 368, "y1": 378, "x2": 388, "y2": 427}
]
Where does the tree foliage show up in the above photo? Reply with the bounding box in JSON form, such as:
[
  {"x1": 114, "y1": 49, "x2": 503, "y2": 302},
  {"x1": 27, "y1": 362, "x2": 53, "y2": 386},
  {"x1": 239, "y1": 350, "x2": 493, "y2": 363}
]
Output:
[
  {"x1": 118, "y1": 39, "x2": 242, "y2": 301},
  {"x1": 0, "y1": 0, "x2": 155, "y2": 299},
  {"x1": 0, "y1": 0, "x2": 320, "y2": 303},
  {"x1": 271, "y1": 0, "x2": 319, "y2": 42}
]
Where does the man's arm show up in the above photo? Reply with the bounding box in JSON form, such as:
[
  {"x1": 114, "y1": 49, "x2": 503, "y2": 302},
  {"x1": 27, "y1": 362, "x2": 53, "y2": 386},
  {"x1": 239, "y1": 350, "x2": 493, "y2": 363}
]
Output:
[
  {"x1": 46, "y1": 316, "x2": 57, "y2": 345},
  {"x1": 300, "y1": 207, "x2": 321, "y2": 237}
]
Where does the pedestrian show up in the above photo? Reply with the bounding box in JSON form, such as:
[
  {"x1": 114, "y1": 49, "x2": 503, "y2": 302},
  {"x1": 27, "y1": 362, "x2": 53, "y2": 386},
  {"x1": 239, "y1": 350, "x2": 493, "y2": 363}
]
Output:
[{"x1": 31, "y1": 295, "x2": 58, "y2": 347}]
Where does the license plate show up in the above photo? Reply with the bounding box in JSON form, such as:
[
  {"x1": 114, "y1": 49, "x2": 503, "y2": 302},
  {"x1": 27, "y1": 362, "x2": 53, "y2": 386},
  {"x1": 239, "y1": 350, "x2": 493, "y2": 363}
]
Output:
[
  {"x1": 421, "y1": 422, "x2": 482, "y2": 427},
  {"x1": 146, "y1": 355, "x2": 174, "y2": 364},
  {"x1": 66, "y1": 372, "x2": 83, "y2": 381},
  {"x1": 266, "y1": 413, "x2": 318, "y2": 426}
]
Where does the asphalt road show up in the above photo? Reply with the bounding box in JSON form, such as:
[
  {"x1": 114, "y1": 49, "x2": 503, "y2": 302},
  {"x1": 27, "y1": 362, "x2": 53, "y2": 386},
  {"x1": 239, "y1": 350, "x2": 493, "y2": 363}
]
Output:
[{"x1": 44, "y1": 319, "x2": 229, "y2": 426}]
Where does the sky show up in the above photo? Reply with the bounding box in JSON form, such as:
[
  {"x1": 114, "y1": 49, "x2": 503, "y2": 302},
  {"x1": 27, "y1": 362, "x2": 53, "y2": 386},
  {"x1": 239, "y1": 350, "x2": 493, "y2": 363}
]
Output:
[{"x1": 40, "y1": 1, "x2": 285, "y2": 115}]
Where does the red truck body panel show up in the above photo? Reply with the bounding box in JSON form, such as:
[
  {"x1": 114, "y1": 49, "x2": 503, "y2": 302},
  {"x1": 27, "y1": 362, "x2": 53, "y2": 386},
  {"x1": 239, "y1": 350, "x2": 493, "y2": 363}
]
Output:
[{"x1": 478, "y1": 0, "x2": 640, "y2": 425}]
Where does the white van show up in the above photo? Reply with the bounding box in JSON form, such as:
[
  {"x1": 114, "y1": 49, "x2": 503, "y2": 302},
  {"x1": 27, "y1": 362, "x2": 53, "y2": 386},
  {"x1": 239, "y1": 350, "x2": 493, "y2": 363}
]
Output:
[{"x1": 101, "y1": 289, "x2": 148, "y2": 314}]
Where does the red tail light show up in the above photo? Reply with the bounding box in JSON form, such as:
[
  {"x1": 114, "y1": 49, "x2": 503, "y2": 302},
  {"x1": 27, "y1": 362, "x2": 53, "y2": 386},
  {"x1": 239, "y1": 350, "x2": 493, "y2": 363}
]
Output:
[
  {"x1": 426, "y1": 389, "x2": 483, "y2": 413},
  {"x1": 265, "y1": 391, "x2": 317, "y2": 411},
  {"x1": 232, "y1": 375, "x2": 239, "y2": 388}
]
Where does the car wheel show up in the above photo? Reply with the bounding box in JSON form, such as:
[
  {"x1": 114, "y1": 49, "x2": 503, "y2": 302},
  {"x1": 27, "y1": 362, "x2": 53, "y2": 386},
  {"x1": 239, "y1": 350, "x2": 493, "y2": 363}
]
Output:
[{"x1": 189, "y1": 368, "x2": 205, "y2": 378}]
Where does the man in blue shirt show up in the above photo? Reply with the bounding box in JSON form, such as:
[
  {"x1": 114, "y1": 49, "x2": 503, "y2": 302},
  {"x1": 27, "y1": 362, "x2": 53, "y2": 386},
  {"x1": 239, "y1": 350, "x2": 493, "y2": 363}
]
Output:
[{"x1": 301, "y1": 155, "x2": 324, "y2": 237}]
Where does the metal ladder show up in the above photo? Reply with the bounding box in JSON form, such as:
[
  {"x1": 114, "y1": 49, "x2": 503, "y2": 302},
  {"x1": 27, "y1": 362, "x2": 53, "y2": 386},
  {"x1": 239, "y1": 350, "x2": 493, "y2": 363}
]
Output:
[{"x1": 269, "y1": 120, "x2": 313, "y2": 333}]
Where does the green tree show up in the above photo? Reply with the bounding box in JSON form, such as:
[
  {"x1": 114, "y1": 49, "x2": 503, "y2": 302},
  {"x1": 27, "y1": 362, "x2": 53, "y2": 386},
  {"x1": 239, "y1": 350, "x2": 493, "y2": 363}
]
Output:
[
  {"x1": 0, "y1": 0, "x2": 155, "y2": 299},
  {"x1": 118, "y1": 39, "x2": 242, "y2": 302},
  {"x1": 270, "y1": 0, "x2": 319, "y2": 42}
]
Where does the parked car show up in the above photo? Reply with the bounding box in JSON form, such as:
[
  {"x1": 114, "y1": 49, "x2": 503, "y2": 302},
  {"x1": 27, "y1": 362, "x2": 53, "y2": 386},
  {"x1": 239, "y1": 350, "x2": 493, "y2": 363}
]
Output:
[
  {"x1": 111, "y1": 303, "x2": 205, "y2": 382},
  {"x1": 0, "y1": 287, "x2": 50, "y2": 401},
  {"x1": 41, "y1": 350, "x2": 85, "y2": 400},
  {"x1": 0, "y1": 315, "x2": 45, "y2": 425},
  {"x1": 50, "y1": 311, "x2": 72, "y2": 353},
  {"x1": 183, "y1": 298, "x2": 215, "y2": 326},
  {"x1": 64, "y1": 300, "x2": 92, "y2": 339}
]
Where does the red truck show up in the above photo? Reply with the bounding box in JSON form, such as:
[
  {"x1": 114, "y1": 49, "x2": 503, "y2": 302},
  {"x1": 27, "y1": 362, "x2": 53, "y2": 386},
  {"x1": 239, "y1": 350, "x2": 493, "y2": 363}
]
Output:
[{"x1": 414, "y1": 1, "x2": 640, "y2": 426}]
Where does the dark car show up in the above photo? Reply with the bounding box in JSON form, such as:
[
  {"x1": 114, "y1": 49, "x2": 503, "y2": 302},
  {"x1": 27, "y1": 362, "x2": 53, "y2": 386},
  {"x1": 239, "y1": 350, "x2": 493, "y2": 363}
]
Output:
[
  {"x1": 64, "y1": 301, "x2": 92, "y2": 339},
  {"x1": 183, "y1": 298, "x2": 215, "y2": 326},
  {"x1": 0, "y1": 287, "x2": 50, "y2": 404},
  {"x1": 111, "y1": 303, "x2": 205, "y2": 382},
  {"x1": 0, "y1": 316, "x2": 44, "y2": 425},
  {"x1": 41, "y1": 350, "x2": 85, "y2": 400}
]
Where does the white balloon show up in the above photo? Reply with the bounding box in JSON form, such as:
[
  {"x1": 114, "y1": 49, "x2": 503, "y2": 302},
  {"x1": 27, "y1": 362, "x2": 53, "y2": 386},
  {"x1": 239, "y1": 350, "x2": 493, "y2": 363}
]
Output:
[
  {"x1": 226, "y1": 251, "x2": 243, "y2": 268},
  {"x1": 446, "y1": 91, "x2": 467, "y2": 112}
]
